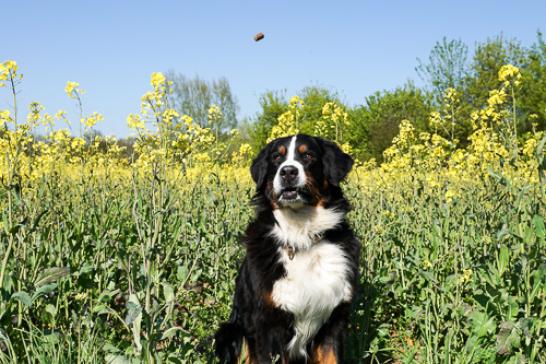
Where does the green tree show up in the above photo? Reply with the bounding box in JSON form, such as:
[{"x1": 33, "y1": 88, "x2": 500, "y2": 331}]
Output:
[
  {"x1": 297, "y1": 86, "x2": 340, "y2": 134},
  {"x1": 248, "y1": 87, "x2": 341, "y2": 152},
  {"x1": 464, "y1": 36, "x2": 526, "y2": 109},
  {"x1": 348, "y1": 84, "x2": 431, "y2": 162},
  {"x1": 248, "y1": 90, "x2": 287, "y2": 153},
  {"x1": 166, "y1": 72, "x2": 239, "y2": 130},
  {"x1": 518, "y1": 32, "x2": 546, "y2": 131},
  {"x1": 416, "y1": 37, "x2": 468, "y2": 103}
]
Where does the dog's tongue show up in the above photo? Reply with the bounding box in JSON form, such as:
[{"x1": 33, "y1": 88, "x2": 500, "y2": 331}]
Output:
[{"x1": 282, "y1": 189, "x2": 298, "y2": 200}]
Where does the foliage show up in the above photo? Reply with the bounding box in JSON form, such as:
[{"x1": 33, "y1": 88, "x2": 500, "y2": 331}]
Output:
[
  {"x1": 349, "y1": 84, "x2": 431, "y2": 162},
  {"x1": 416, "y1": 37, "x2": 469, "y2": 103},
  {"x1": 165, "y1": 72, "x2": 239, "y2": 131},
  {"x1": 0, "y1": 57, "x2": 545, "y2": 364},
  {"x1": 248, "y1": 87, "x2": 340, "y2": 152}
]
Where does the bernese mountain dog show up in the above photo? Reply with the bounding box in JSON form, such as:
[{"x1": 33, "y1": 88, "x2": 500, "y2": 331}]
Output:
[{"x1": 215, "y1": 134, "x2": 360, "y2": 363}]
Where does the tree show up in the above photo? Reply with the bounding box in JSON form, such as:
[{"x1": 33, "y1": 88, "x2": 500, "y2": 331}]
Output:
[
  {"x1": 348, "y1": 84, "x2": 431, "y2": 162},
  {"x1": 464, "y1": 36, "x2": 526, "y2": 109},
  {"x1": 297, "y1": 86, "x2": 340, "y2": 134},
  {"x1": 520, "y1": 32, "x2": 546, "y2": 131},
  {"x1": 416, "y1": 37, "x2": 468, "y2": 104},
  {"x1": 248, "y1": 87, "x2": 341, "y2": 153},
  {"x1": 248, "y1": 90, "x2": 288, "y2": 153},
  {"x1": 462, "y1": 35, "x2": 546, "y2": 136},
  {"x1": 165, "y1": 72, "x2": 239, "y2": 130}
]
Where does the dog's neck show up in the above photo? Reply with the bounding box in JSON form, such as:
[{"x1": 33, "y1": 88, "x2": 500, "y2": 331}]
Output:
[{"x1": 270, "y1": 206, "x2": 344, "y2": 252}]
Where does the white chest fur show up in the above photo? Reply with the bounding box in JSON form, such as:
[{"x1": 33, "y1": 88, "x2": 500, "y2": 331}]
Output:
[
  {"x1": 271, "y1": 241, "x2": 352, "y2": 359},
  {"x1": 271, "y1": 206, "x2": 344, "y2": 251}
]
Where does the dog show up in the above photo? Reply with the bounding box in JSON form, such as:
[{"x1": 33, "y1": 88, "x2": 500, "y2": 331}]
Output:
[{"x1": 215, "y1": 134, "x2": 360, "y2": 363}]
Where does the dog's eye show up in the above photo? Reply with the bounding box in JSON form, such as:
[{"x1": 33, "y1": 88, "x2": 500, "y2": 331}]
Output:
[
  {"x1": 272, "y1": 152, "x2": 281, "y2": 162},
  {"x1": 303, "y1": 152, "x2": 313, "y2": 161}
]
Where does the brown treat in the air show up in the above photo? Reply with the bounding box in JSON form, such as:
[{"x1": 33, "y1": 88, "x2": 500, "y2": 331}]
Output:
[{"x1": 254, "y1": 32, "x2": 265, "y2": 42}]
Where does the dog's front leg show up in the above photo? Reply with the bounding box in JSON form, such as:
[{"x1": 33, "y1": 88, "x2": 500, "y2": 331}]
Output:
[
  {"x1": 252, "y1": 309, "x2": 292, "y2": 364},
  {"x1": 310, "y1": 303, "x2": 351, "y2": 364}
]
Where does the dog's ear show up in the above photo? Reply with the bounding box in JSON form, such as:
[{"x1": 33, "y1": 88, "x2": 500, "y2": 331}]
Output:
[
  {"x1": 250, "y1": 143, "x2": 271, "y2": 189},
  {"x1": 317, "y1": 137, "x2": 354, "y2": 186}
]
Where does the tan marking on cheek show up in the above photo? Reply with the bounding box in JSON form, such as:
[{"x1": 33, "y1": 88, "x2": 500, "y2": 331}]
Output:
[
  {"x1": 305, "y1": 172, "x2": 323, "y2": 206},
  {"x1": 279, "y1": 145, "x2": 287, "y2": 156},
  {"x1": 323, "y1": 347, "x2": 337, "y2": 364},
  {"x1": 323, "y1": 178, "x2": 329, "y2": 190},
  {"x1": 298, "y1": 144, "x2": 308, "y2": 153},
  {"x1": 312, "y1": 344, "x2": 337, "y2": 364},
  {"x1": 266, "y1": 181, "x2": 280, "y2": 209}
]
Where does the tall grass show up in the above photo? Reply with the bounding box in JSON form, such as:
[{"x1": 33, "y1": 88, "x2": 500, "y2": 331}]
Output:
[{"x1": 1, "y1": 156, "x2": 544, "y2": 363}]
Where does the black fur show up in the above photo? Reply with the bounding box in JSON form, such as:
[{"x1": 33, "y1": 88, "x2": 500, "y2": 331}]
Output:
[{"x1": 215, "y1": 134, "x2": 360, "y2": 363}]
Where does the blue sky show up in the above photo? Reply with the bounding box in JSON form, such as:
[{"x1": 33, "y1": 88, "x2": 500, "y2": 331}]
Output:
[{"x1": 2, "y1": 0, "x2": 545, "y2": 136}]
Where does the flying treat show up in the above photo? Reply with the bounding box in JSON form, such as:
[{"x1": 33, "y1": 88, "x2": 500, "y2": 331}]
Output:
[{"x1": 254, "y1": 32, "x2": 265, "y2": 42}]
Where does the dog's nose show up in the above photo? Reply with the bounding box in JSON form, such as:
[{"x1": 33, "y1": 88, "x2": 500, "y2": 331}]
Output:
[{"x1": 280, "y1": 165, "x2": 298, "y2": 183}]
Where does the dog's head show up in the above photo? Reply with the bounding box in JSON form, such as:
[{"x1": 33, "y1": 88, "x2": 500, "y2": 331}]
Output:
[{"x1": 250, "y1": 134, "x2": 353, "y2": 209}]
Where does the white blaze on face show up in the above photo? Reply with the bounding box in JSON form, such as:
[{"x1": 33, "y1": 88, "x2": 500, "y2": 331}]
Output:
[{"x1": 273, "y1": 136, "x2": 306, "y2": 195}]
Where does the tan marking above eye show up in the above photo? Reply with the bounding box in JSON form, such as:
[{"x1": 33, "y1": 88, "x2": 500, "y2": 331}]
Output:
[
  {"x1": 297, "y1": 144, "x2": 308, "y2": 153},
  {"x1": 279, "y1": 145, "x2": 287, "y2": 155}
]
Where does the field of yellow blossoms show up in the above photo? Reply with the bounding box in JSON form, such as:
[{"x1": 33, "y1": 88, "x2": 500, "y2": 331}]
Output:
[{"x1": 0, "y1": 60, "x2": 544, "y2": 363}]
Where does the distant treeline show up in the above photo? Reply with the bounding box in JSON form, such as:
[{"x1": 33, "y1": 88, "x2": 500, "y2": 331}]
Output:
[{"x1": 112, "y1": 33, "x2": 546, "y2": 162}]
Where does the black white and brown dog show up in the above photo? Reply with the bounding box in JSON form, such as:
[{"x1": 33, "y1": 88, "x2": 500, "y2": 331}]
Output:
[{"x1": 215, "y1": 134, "x2": 360, "y2": 364}]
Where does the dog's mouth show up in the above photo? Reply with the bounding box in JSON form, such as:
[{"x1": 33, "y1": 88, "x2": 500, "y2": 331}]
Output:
[{"x1": 280, "y1": 187, "x2": 299, "y2": 201}]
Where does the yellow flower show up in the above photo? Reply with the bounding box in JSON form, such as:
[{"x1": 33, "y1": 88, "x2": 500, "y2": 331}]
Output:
[
  {"x1": 289, "y1": 95, "x2": 304, "y2": 107},
  {"x1": 423, "y1": 259, "x2": 433, "y2": 270},
  {"x1": 182, "y1": 114, "x2": 194, "y2": 128},
  {"x1": 127, "y1": 113, "x2": 145, "y2": 129},
  {"x1": 0, "y1": 109, "x2": 11, "y2": 127},
  {"x1": 55, "y1": 110, "x2": 67, "y2": 120},
  {"x1": 429, "y1": 111, "x2": 442, "y2": 127},
  {"x1": 3, "y1": 60, "x2": 18, "y2": 73},
  {"x1": 239, "y1": 143, "x2": 252, "y2": 156},
  {"x1": 207, "y1": 104, "x2": 223, "y2": 125},
  {"x1": 150, "y1": 72, "x2": 166, "y2": 89},
  {"x1": 81, "y1": 112, "x2": 103, "y2": 128},
  {"x1": 522, "y1": 137, "x2": 538, "y2": 157},
  {"x1": 65, "y1": 81, "x2": 81, "y2": 99},
  {"x1": 74, "y1": 292, "x2": 87, "y2": 301},
  {"x1": 459, "y1": 269, "x2": 473, "y2": 284},
  {"x1": 487, "y1": 89, "x2": 507, "y2": 107},
  {"x1": 445, "y1": 189, "x2": 456, "y2": 204},
  {"x1": 162, "y1": 108, "x2": 179, "y2": 126},
  {"x1": 498, "y1": 64, "x2": 521, "y2": 83},
  {"x1": 321, "y1": 102, "x2": 334, "y2": 116},
  {"x1": 443, "y1": 87, "x2": 459, "y2": 105},
  {"x1": 0, "y1": 60, "x2": 21, "y2": 86},
  {"x1": 71, "y1": 137, "x2": 86, "y2": 150}
]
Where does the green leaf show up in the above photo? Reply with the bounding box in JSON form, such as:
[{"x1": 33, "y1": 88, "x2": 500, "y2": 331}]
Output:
[
  {"x1": 2, "y1": 212, "x2": 9, "y2": 235},
  {"x1": 11, "y1": 291, "x2": 32, "y2": 307},
  {"x1": 92, "y1": 304, "x2": 110, "y2": 315},
  {"x1": 2, "y1": 273, "x2": 13, "y2": 293},
  {"x1": 131, "y1": 312, "x2": 142, "y2": 353},
  {"x1": 498, "y1": 246, "x2": 509, "y2": 276},
  {"x1": 161, "y1": 326, "x2": 183, "y2": 340},
  {"x1": 469, "y1": 310, "x2": 496, "y2": 338},
  {"x1": 163, "y1": 283, "x2": 175, "y2": 303},
  {"x1": 32, "y1": 283, "x2": 57, "y2": 301},
  {"x1": 34, "y1": 267, "x2": 70, "y2": 287},
  {"x1": 125, "y1": 294, "x2": 142, "y2": 325},
  {"x1": 177, "y1": 264, "x2": 189, "y2": 283},
  {"x1": 496, "y1": 321, "x2": 521, "y2": 355},
  {"x1": 45, "y1": 303, "x2": 57, "y2": 317},
  {"x1": 105, "y1": 354, "x2": 132, "y2": 364},
  {"x1": 532, "y1": 215, "x2": 545, "y2": 239}
]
